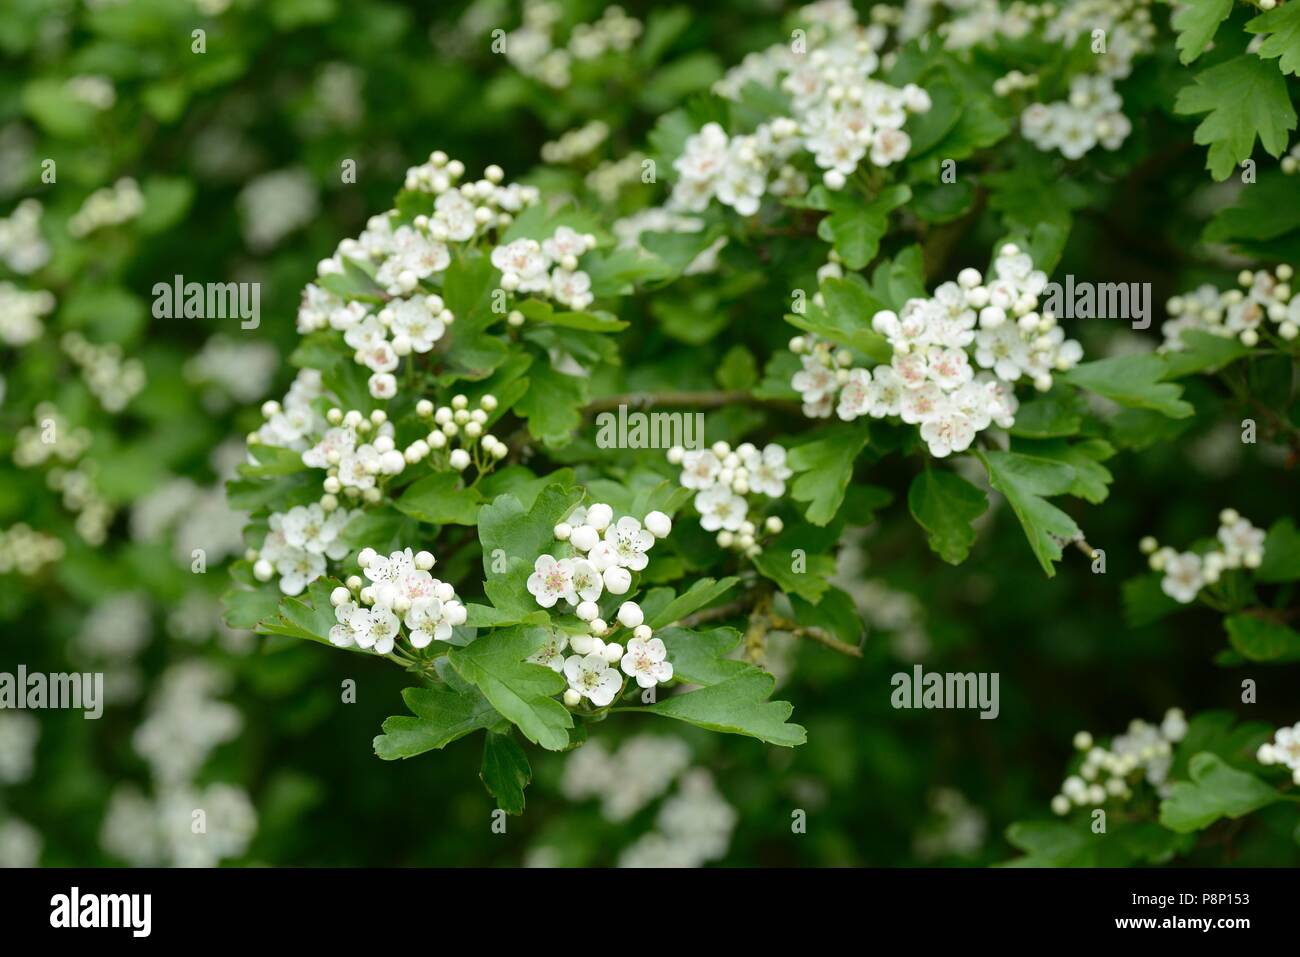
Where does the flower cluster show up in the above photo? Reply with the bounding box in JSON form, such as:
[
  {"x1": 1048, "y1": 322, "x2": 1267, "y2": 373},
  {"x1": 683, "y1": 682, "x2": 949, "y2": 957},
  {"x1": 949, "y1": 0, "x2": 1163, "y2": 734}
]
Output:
[
  {"x1": 0, "y1": 198, "x2": 49, "y2": 273},
  {"x1": 251, "y1": 369, "x2": 326, "y2": 451},
  {"x1": 62, "y1": 330, "x2": 146, "y2": 413},
  {"x1": 0, "y1": 282, "x2": 55, "y2": 346},
  {"x1": 236, "y1": 168, "x2": 319, "y2": 251},
  {"x1": 327, "y1": 547, "x2": 468, "y2": 654},
  {"x1": 618, "y1": 769, "x2": 737, "y2": 868},
  {"x1": 491, "y1": 225, "x2": 597, "y2": 309},
  {"x1": 12, "y1": 405, "x2": 113, "y2": 544},
  {"x1": 67, "y1": 177, "x2": 144, "y2": 237},
  {"x1": 794, "y1": 244, "x2": 1081, "y2": 457},
  {"x1": 66, "y1": 73, "x2": 115, "y2": 109},
  {"x1": 560, "y1": 735, "x2": 692, "y2": 821},
  {"x1": 294, "y1": 152, "x2": 551, "y2": 398},
  {"x1": 585, "y1": 152, "x2": 646, "y2": 202},
  {"x1": 526, "y1": 503, "x2": 676, "y2": 705},
  {"x1": 695, "y1": 2, "x2": 932, "y2": 205},
  {"x1": 503, "y1": 2, "x2": 642, "y2": 88},
  {"x1": 1256, "y1": 722, "x2": 1300, "y2": 785},
  {"x1": 251, "y1": 502, "x2": 360, "y2": 595},
  {"x1": 541, "y1": 120, "x2": 610, "y2": 165},
  {"x1": 1050, "y1": 708, "x2": 1188, "y2": 814},
  {"x1": 668, "y1": 441, "x2": 788, "y2": 555},
  {"x1": 1021, "y1": 75, "x2": 1131, "y2": 159},
  {"x1": 1161, "y1": 265, "x2": 1299, "y2": 349},
  {"x1": 0, "y1": 523, "x2": 65, "y2": 575},
  {"x1": 1141, "y1": 508, "x2": 1267, "y2": 604}
]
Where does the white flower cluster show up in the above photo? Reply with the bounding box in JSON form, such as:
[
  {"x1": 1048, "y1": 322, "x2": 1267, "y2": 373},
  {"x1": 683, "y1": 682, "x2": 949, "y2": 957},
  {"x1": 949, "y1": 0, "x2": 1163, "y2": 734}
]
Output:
[
  {"x1": 0, "y1": 198, "x2": 50, "y2": 273},
  {"x1": 251, "y1": 369, "x2": 326, "y2": 451},
  {"x1": 504, "y1": 2, "x2": 642, "y2": 88},
  {"x1": 251, "y1": 502, "x2": 360, "y2": 596},
  {"x1": 295, "y1": 153, "x2": 547, "y2": 398},
  {"x1": 66, "y1": 74, "x2": 116, "y2": 109},
  {"x1": 491, "y1": 225, "x2": 597, "y2": 309},
  {"x1": 1281, "y1": 142, "x2": 1300, "y2": 175},
  {"x1": 0, "y1": 281, "x2": 55, "y2": 346},
  {"x1": 668, "y1": 441, "x2": 788, "y2": 555},
  {"x1": 62, "y1": 330, "x2": 146, "y2": 412},
  {"x1": 1050, "y1": 708, "x2": 1188, "y2": 814},
  {"x1": 1162, "y1": 265, "x2": 1300, "y2": 349},
  {"x1": 0, "y1": 523, "x2": 65, "y2": 575},
  {"x1": 618, "y1": 769, "x2": 737, "y2": 868},
  {"x1": 185, "y1": 335, "x2": 279, "y2": 409},
  {"x1": 132, "y1": 474, "x2": 246, "y2": 568},
  {"x1": 526, "y1": 503, "x2": 676, "y2": 706},
  {"x1": 1021, "y1": 75, "x2": 1132, "y2": 159},
  {"x1": 1257, "y1": 722, "x2": 1300, "y2": 785},
  {"x1": 1141, "y1": 508, "x2": 1267, "y2": 604},
  {"x1": 702, "y1": 0, "x2": 932, "y2": 200},
  {"x1": 0, "y1": 712, "x2": 39, "y2": 785},
  {"x1": 1041, "y1": 0, "x2": 1155, "y2": 80},
  {"x1": 327, "y1": 547, "x2": 468, "y2": 654},
  {"x1": 413, "y1": 392, "x2": 509, "y2": 471},
  {"x1": 47, "y1": 461, "x2": 114, "y2": 546},
  {"x1": 12, "y1": 405, "x2": 112, "y2": 545},
  {"x1": 560, "y1": 735, "x2": 693, "y2": 822},
  {"x1": 67, "y1": 177, "x2": 144, "y2": 237},
  {"x1": 585, "y1": 151, "x2": 645, "y2": 202},
  {"x1": 612, "y1": 207, "x2": 725, "y2": 275},
  {"x1": 12, "y1": 404, "x2": 90, "y2": 469},
  {"x1": 913, "y1": 788, "x2": 988, "y2": 860},
  {"x1": 236, "y1": 167, "x2": 319, "y2": 251},
  {"x1": 0, "y1": 818, "x2": 41, "y2": 868},
  {"x1": 133, "y1": 662, "x2": 243, "y2": 787},
  {"x1": 541, "y1": 120, "x2": 610, "y2": 164},
  {"x1": 795, "y1": 244, "x2": 1081, "y2": 457},
  {"x1": 101, "y1": 781, "x2": 256, "y2": 868}
]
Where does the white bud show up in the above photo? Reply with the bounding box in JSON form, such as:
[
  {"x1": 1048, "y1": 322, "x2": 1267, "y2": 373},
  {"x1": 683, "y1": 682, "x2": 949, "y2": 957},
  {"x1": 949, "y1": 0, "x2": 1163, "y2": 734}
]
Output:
[
  {"x1": 617, "y1": 601, "x2": 644, "y2": 629},
  {"x1": 644, "y1": 511, "x2": 672, "y2": 538},
  {"x1": 603, "y1": 565, "x2": 632, "y2": 595}
]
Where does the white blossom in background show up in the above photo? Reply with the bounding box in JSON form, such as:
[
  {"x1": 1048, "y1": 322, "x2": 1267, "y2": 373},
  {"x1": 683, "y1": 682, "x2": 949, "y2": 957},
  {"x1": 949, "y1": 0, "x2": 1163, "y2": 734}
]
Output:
[
  {"x1": 1050, "y1": 708, "x2": 1188, "y2": 814},
  {"x1": 0, "y1": 282, "x2": 55, "y2": 346},
  {"x1": 913, "y1": 788, "x2": 988, "y2": 861},
  {"x1": 0, "y1": 198, "x2": 50, "y2": 273},
  {"x1": 1256, "y1": 721, "x2": 1300, "y2": 785},
  {"x1": 794, "y1": 244, "x2": 1082, "y2": 458},
  {"x1": 1140, "y1": 508, "x2": 1267, "y2": 605},
  {"x1": 618, "y1": 769, "x2": 737, "y2": 867},
  {"x1": 101, "y1": 783, "x2": 256, "y2": 868},
  {"x1": 132, "y1": 662, "x2": 242, "y2": 787},
  {"x1": 67, "y1": 177, "x2": 144, "y2": 237},
  {"x1": 237, "y1": 167, "x2": 319, "y2": 251},
  {"x1": 0, "y1": 818, "x2": 42, "y2": 868},
  {"x1": 185, "y1": 336, "x2": 279, "y2": 410},
  {"x1": 559, "y1": 735, "x2": 692, "y2": 822},
  {"x1": 503, "y1": 2, "x2": 642, "y2": 89},
  {"x1": 1162, "y1": 265, "x2": 1300, "y2": 349},
  {"x1": 62, "y1": 331, "x2": 146, "y2": 413},
  {"x1": 0, "y1": 713, "x2": 39, "y2": 785},
  {"x1": 1020, "y1": 75, "x2": 1132, "y2": 159}
]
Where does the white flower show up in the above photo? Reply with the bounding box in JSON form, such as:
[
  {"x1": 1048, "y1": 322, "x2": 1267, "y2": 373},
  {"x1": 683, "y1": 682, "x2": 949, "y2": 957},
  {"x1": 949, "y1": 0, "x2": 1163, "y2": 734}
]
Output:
[
  {"x1": 1161, "y1": 552, "x2": 1204, "y2": 604},
  {"x1": 386, "y1": 296, "x2": 446, "y2": 353},
  {"x1": 527, "y1": 554, "x2": 575, "y2": 608},
  {"x1": 791, "y1": 354, "x2": 839, "y2": 403},
  {"x1": 870, "y1": 128, "x2": 911, "y2": 166},
  {"x1": 836, "y1": 367, "x2": 874, "y2": 420},
  {"x1": 563, "y1": 653, "x2": 623, "y2": 707},
  {"x1": 679, "y1": 449, "x2": 721, "y2": 490},
  {"x1": 620, "y1": 637, "x2": 673, "y2": 688},
  {"x1": 406, "y1": 596, "x2": 453, "y2": 647},
  {"x1": 695, "y1": 486, "x2": 747, "y2": 532},
  {"x1": 528, "y1": 632, "x2": 569, "y2": 672},
  {"x1": 745, "y1": 444, "x2": 792, "y2": 497},
  {"x1": 1218, "y1": 518, "x2": 1265, "y2": 564},
  {"x1": 919, "y1": 411, "x2": 976, "y2": 458},
  {"x1": 352, "y1": 606, "x2": 399, "y2": 655},
  {"x1": 550, "y1": 268, "x2": 594, "y2": 310},
  {"x1": 569, "y1": 558, "x2": 604, "y2": 602},
  {"x1": 605, "y1": 516, "x2": 655, "y2": 570},
  {"x1": 491, "y1": 238, "x2": 550, "y2": 292},
  {"x1": 328, "y1": 602, "x2": 361, "y2": 647},
  {"x1": 275, "y1": 548, "x2": 325, "y2": 596}
]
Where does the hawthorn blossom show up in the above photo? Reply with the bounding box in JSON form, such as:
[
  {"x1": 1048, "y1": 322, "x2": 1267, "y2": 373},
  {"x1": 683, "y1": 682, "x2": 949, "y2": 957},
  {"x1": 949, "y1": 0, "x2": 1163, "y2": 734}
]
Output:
[
  {"x1": 528, "y1": 554, "x2": 575, "y2": 608},
  {"x1": 621, "y1": 637, "x2": 674, "y2": 689},
  {"x1": 564, "y1": 653, "x2": 623, "y2": 707}
]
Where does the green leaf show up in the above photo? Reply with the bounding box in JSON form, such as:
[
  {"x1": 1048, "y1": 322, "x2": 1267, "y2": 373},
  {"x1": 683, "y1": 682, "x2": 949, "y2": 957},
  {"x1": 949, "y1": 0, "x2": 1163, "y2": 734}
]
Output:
[
  {"x1": 394, "y1": 472, "x2": 484, "y2": 526},
  {"x1": 478, "y1": 484, "x2": 584, "y2": 619},
  {"x1": 1008, "y1": 394, "x2": 1083, "y2": 439},
  {"x1": 480, "y1": 731, "x2": 531, "y2": 814},
  {"x1": 1172, "y1": 0, "x2": 1233, "y2": 65},
  {"x1": 515, "y1": 362, "x2": 590, "y2": 448},
  {"x1": 656, "y1": 626, "x2": 755, "y2": 685},
  {"x1": 810, "y1": 184, "x2": 911, "y2": 269},
  {"x1": 908, "y1": 468, "x2": 988, "y2": 565},
  {"x1": 786, "y1": 275, "x2": 893, "y2": 362},
  {"x1": 1015, "y1": 438, "x2": 1115, "y2": 505},
  {"x1": 449, "y1": 626, "x2": 573, "y2": 751},
  {"x1": 1224, "y1": 614, "x2": 1300, "y2": 662},
  {"x1": 787, "y1": 422, "x2": 870, "y2": 525},
  {"x1": 515, "y1": 298, "x2": 628, "y2": 333},
  {"x1": 1247, "y1": 3, "x2": 1300, "y2": 76},
  {"x1": 1063, "y1": 354, "x2": 1194, "y2": 418},
  {"x1": 1203, "y1": 170, "x2": 1300, "y2": 245},
  {"x1": 1158, "y1": 329, "x2": 1253, "y2": 378},
  {"x1": 1258, "y1": 517, "x2": 1300, "y2": 582},
  {"x1": 1159, "y1": 752, "x2": 1279, "y2": 833},
  {"x1": 645, "y1": 577, "x2": 739, "y2": 629},
  {"x1": 634, "y1": 670, "x2": 806, "y2": 746},
  {"x1": 373, "y1": 686, "x2": 504, "y2": 759},
  {"x1": 1174, "y1": 55, "x2": 1297, "y2": 181},
  {"x1": 716, "y1": 345, "x2": 758, "y2": 390},
  {"x1": 255, "y1": 578, "x2": 348, "y2": 647},
  {"x1": 977, "y1": 450, "x2": 1080, "y2": 577}
]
